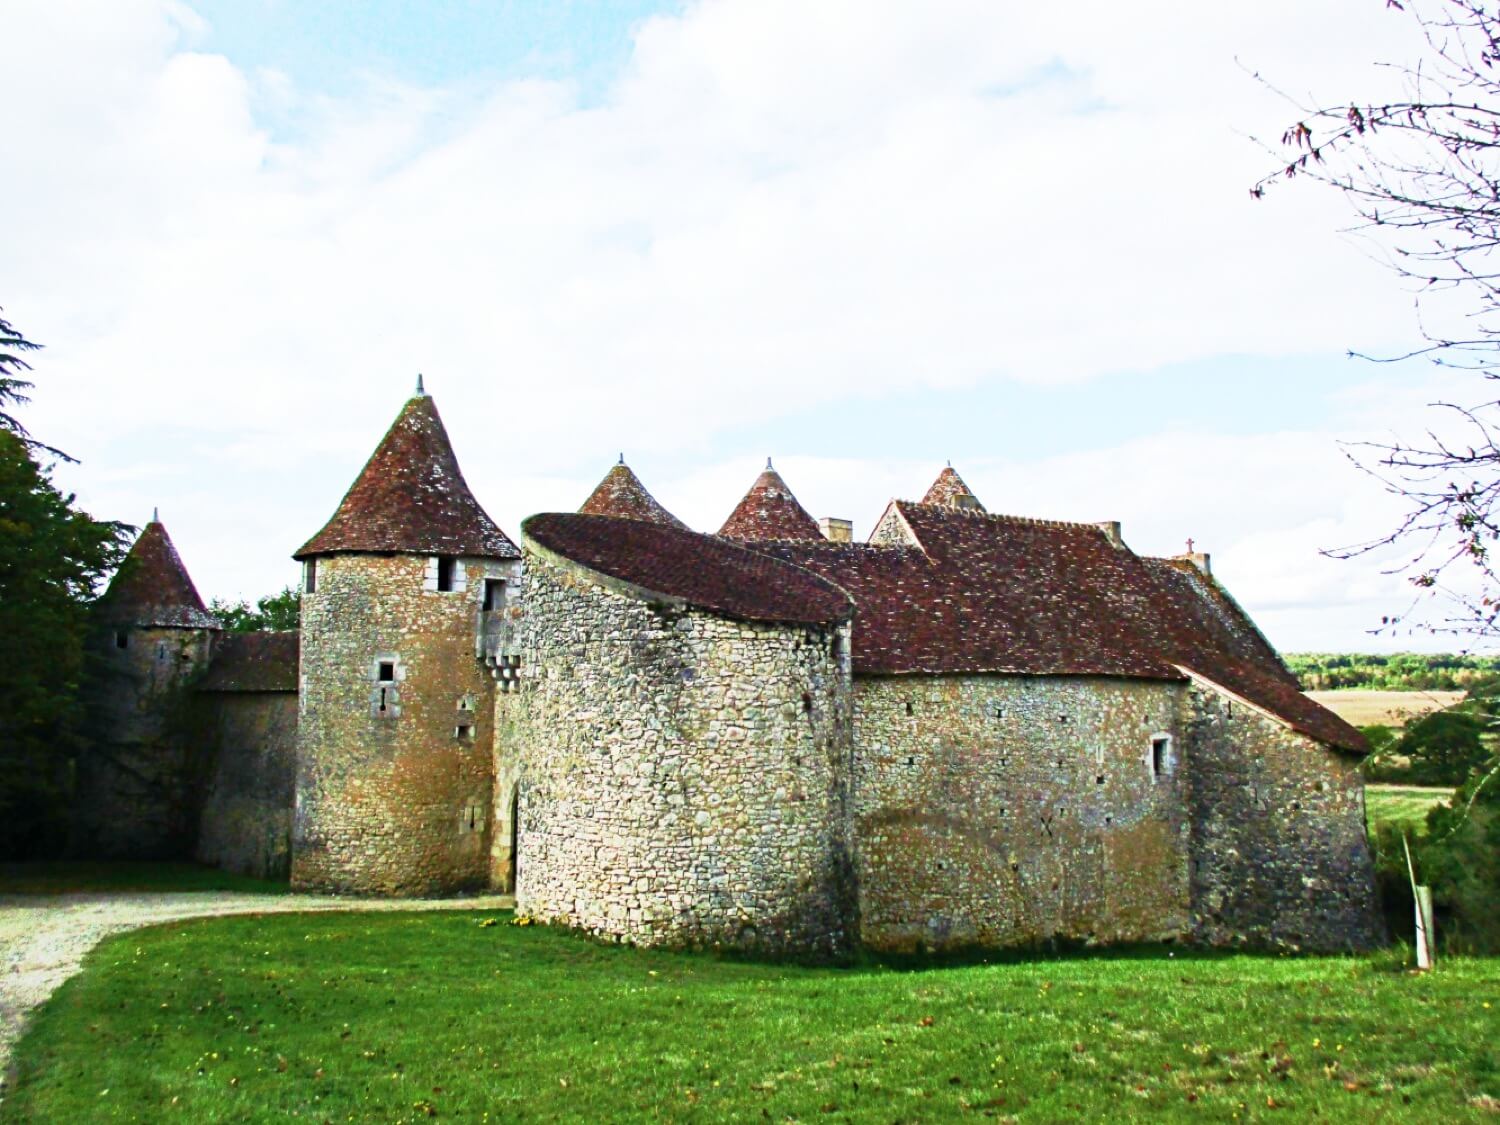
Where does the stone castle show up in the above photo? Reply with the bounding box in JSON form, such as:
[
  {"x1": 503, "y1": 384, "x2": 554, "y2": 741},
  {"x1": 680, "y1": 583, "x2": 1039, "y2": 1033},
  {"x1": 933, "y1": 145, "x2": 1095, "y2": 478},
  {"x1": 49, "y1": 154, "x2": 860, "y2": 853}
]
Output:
[{"x1": 78, "y1": 386, "x2": 1382, "y2": 956}]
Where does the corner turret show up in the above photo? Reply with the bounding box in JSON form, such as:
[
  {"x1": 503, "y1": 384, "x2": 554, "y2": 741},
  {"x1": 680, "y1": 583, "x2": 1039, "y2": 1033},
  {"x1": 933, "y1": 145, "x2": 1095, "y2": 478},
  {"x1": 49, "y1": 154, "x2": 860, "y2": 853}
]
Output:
[
  {"x1": 77, "y1": 515, "x2": 221, "y2": 857},
  {"x1": 718, "y1": 460, "x2": 823, "y2": 542},
  {"x1": 291, "y1": 388, "x2": 518, "y2": 895},
  {"x1": 579, "y1": 457, "x2": 687, "y2": 528}
]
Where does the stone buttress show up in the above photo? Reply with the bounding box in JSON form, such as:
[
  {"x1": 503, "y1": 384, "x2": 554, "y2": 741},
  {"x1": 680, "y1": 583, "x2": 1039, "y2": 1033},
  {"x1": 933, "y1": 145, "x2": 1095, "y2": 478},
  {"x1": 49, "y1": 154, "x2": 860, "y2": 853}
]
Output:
[{"x1": 290, "y1": 387, "x2": 520, "y2": 894}]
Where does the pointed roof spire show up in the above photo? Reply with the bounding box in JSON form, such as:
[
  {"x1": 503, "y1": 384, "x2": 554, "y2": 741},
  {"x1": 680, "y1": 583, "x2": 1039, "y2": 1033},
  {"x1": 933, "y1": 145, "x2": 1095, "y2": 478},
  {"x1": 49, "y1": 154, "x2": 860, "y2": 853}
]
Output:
[
  {"x1": 718, "y1": 463, "x2": 823, "y2": 542},
  {"x1": 152, "y1": 506, "x2": 160, "y2": 524},
  {"x1": 415, "y1": 373, "x2": 426, "y2": 397},
  {"x1": 295, "y1": 392, "x2": 519, "y2": 560},
  {"x1": 99, "y1": 519, "x2": 220, "y2": 629},
  {"x1": 579, "y1": 459, "x2": 688, "y2": 528},
  {"x1": 921, "y1": 465, "x2": 985, "y2": 512}
]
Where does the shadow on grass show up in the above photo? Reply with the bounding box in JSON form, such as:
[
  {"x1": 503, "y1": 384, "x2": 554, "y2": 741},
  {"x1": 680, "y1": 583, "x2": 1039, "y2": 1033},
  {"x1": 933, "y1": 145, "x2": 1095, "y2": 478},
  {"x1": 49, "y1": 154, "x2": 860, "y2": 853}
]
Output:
[{"x1": 0, "y1": 860, "x2": 292, "y2": 897}]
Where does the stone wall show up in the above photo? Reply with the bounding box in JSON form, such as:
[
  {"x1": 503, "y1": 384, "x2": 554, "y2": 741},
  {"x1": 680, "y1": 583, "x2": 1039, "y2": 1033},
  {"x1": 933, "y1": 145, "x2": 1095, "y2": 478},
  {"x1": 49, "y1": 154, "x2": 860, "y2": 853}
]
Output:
[
  {"x1": 1184, "y1": 679, "x2": 1382, "y2": 951},
  {"x1": 852, "y1": 675, "x2": 1192, "y2": 952},
  {"x1": 195, "y1": 691, "x2": 297, "y2": 880},
  {"x1": 75, "y1": 624, "x2": 216, "y2": 858},
  {"x1": 292, "y1": 553, "x2": 508, "y2": 894},
  {"x1": 498, "y1": 548, "x2": 856, "y2": 958}
]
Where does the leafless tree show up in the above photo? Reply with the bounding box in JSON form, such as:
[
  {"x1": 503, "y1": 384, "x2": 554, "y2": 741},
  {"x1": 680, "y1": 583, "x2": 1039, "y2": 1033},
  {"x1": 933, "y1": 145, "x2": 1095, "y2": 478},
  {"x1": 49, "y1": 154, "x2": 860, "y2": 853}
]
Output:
[{"x1": 1253, "y1": 0, "x2": 1500, "y2": 638}]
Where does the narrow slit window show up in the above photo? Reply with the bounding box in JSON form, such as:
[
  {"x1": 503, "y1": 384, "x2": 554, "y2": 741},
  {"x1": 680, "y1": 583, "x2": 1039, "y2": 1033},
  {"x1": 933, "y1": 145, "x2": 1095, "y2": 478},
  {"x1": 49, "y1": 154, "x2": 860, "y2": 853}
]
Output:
[
  {"x1": 378, "y1": 687, "x2": 390, "y2": 713},
  {"x1": 304, "y1": 559, "x2": 318, "y2": 594},
  {"x1": 1151, "y1": 735, "x2": 1173, "y2": 779},
  {"x1": 483, "y1": 578, "x2": 506, "y2": 611},
  {"x1": 114, "y1": 631, "x2": 128, "y2": 650},
  {"x1": 437, "y1": 556, "x2": 457, "y2": 592}
]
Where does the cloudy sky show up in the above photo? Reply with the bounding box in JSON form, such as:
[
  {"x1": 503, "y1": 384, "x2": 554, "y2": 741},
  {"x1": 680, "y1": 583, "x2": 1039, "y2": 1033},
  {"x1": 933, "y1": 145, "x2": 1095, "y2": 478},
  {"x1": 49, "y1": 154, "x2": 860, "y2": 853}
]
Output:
[{"x1": 4, "y1": 0, "x2": 1477, "y2": 651}]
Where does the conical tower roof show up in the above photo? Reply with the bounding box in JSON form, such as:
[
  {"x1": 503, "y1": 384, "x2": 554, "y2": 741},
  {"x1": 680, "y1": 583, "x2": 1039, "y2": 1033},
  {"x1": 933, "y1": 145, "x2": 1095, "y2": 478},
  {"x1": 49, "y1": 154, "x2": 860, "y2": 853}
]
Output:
[
  {"x1": 295, "y1": 392, "x2": 519, "y2": 560},
  {"x1": 718, "y1": 461, "x2": 823, "y2": 542},
  {"x1": 99, "y1": 518, "x2": 220, "y2": 629},
  {"x1": 579, "y1": 459, "x2": 687, "y2": 529},
  {"x1": 921, "y1": 465, "x2": 985, "y2": 511}
]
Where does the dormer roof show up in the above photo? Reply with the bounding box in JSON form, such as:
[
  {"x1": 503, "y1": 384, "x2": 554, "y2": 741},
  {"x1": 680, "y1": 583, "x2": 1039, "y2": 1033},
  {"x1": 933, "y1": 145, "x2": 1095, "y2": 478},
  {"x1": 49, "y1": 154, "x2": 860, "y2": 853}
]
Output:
[
  {"x1": 718, "y1": 462, "x2": 823, "y2": 542},
  {"x1": 579, "y1": 460, "x2": 687, "y2": 529},
  {"x1": 922, "y1": 465, "x2": 984, "y2": 511},
  {"x1": 294, "y1": 393, "x2": 519, "y2": 561},
  {"x1": 99, "y1": 518, "x2": 220, "y2": 630}
]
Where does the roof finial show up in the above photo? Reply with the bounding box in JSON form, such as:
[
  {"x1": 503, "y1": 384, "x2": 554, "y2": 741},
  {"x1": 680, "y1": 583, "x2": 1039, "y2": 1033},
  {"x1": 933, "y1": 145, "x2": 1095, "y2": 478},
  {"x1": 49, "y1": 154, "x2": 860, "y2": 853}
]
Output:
[
  {"x1": 152, "y1": 506, "x2": 160, "y2": 524},
  {"x1": 766, "y1": 457, "x2": 774, "y2": 471},
  {"x1": 946, "y1": 459, "x2": 952, "y2": 468},
  {"x1": 415, "y1": 373, "x2": 426, "y2": 397},
  {"x1": 1186, "y1": 537, "x2": 1196, "y2": 554},
  {"x1": 619, "y1": 452, "x2": 625, "y2": 465}
]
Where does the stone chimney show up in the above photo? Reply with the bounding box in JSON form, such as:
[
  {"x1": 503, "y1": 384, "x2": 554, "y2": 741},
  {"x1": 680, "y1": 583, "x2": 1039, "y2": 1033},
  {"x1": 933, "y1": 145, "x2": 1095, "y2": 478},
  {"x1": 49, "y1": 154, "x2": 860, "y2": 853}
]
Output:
[
  {"x1": 1095, "y1": 521, "x2": 1124, "y2": 548},
  {"x1": 819, "y1": 517, "x2": 853, "y2": 543},
  {"x1": 1180, "y1": 551, "x2": 1212, "y2": 576}
]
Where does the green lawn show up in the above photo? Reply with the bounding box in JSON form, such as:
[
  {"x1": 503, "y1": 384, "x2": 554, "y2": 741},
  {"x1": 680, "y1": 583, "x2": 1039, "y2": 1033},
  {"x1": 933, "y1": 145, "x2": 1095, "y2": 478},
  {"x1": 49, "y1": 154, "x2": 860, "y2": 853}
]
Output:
[
  {"x1": 0, "y1": 861, "x2": 290, "y2": 897},
  {"x1": 6, "y1": 913, "x2": 1497, "y2": 1122},
  {"x1": 1366, "y1": 785, "x2": 1457, "y2": 839}
]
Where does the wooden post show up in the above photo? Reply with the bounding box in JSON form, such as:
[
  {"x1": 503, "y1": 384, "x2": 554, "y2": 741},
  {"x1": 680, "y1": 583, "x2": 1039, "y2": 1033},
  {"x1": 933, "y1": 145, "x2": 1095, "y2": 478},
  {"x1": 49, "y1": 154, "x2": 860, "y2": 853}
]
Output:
[
  {"x1": 1415, "y1": 885, "x2": 1436, "y2": 971},
  {"x1": 1402, "y1": 832, "x2": 1436, "y2": 971}
]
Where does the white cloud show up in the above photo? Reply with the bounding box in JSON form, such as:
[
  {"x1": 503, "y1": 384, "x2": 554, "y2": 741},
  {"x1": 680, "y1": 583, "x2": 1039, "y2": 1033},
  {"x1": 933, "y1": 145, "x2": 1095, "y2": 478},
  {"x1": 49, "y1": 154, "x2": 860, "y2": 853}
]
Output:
[{"x1": 2, "y1": 0, "x2": 1479, "y2": 648}]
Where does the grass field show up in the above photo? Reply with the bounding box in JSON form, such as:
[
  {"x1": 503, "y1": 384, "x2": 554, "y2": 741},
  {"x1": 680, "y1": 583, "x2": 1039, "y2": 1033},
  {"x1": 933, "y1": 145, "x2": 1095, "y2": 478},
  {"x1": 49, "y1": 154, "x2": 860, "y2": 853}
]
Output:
[
  {"x1": 5, "y1": 912, "x2": 1498, "y2": 1123},
  {"x1": 0, "y1": 861, "x2": 290, "y2": 897},
  {"x1": 1366, "y1": 785, "x2": 1456, "y2": 839},
  {"x1": 1305, "y1": 690, "x2": 1466, "y2": 729}
]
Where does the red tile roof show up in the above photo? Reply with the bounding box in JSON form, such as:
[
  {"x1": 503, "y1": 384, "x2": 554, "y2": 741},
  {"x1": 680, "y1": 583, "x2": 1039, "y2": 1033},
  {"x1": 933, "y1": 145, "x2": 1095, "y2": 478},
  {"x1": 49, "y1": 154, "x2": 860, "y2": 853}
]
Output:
[
  {"x1": 718, "y1": 463, "x2": 824, "y2": 541},
  {"x1": 579, "y1": 461, "x2": 687, "y2": 529},
  {"x1": 98, "y1": 520, "x2": 220, "y2": 630},
  {"x1": 761, "y1": 501, "x2": 1364, "y2": 753},
  {"x1": 524, "y1": 513, "x2": 853, "y2": 626},
  {"x1": 199, "y1": 631, "x2": 299, "y2": 692},
  {"x1": 295, "y1": 394, "x2": 519, "y2": 560},
  {"x1": 922, "y1": 466, "x2": 985, "y2": 510}
]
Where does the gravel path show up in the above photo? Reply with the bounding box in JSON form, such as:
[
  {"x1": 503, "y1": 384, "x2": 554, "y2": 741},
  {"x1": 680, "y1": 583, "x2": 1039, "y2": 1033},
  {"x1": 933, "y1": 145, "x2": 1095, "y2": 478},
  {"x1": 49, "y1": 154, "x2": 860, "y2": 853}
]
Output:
[{"x1": 0, "y1": 890, "x2": 514, "y2": 1096}]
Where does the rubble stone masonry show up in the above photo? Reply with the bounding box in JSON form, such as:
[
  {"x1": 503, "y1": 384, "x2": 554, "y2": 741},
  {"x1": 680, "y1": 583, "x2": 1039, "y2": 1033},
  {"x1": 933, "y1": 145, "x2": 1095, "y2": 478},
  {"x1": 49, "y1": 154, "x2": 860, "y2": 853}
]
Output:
[
  {"x1": 853, "y1": 675, "x2": 1192, "y2": 952},
  {"x1": 195, "y1": 692, "x2": 298, "y2": 879},
  {"x1": 1184, "y1": 680, "x2": 1383, "y2": 951},
  {"x1": 292, "y1": 553, "x2": 497, "y2": 895},
  {"x1": 499, "y1": 548, "x2": 857, "y2": 958}
]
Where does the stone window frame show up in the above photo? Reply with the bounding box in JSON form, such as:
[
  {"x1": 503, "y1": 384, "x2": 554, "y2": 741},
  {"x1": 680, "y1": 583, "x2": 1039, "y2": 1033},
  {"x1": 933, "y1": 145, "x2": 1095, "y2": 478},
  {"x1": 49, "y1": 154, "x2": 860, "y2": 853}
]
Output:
[
  {"x1": 426, "y1": 555, "x2": 467, "y2": 594},
  {"x1": 303, "y1": 558, "x2": 318, "y2": 594},
  {"x1": 371, "y1": 653, "x2": 404, "y2": 719},
  {"x1": 1149, "y1": 732, "x2": 1175, "y2": 780}
]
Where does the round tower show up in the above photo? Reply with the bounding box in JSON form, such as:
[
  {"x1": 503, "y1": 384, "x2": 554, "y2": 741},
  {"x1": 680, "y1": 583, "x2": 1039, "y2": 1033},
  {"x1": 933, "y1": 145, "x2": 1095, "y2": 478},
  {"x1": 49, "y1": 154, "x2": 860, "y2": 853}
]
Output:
[
  {"x1": 291, "y1": 383, "x2": 521, "y2": 894},
  {"x1": 79, "y1": 514, "x2": 221, "y2": 857}
]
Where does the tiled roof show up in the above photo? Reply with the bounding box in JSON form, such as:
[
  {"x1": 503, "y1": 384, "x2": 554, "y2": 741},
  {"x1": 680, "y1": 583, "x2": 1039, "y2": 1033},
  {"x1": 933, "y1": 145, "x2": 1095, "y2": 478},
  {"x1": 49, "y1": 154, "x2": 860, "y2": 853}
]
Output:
[
  {"x1": 718, "y1": 464, "x2": 824, "y2": 541},
  {"x1": 524, "y1": 513, "x2": 853, "y2": 626},
  {"x1": 199, "y1": 631, "x2": 300, "y2": 693},
  {"x1": 579, "y1": 461, "x2": 687, "y2": 529},
  {"x1": 922, "y1": 466, "x2": 985, "y2": 510},
  {"x1": 98, "y1": 520, "x2": 220, "y2": 630},
  {"x1": 295, "y1": 394, "x2": 519, "y2": 560},
  {"x1": 761, "y1": 501, "x2": 1364, "y2": 753}
]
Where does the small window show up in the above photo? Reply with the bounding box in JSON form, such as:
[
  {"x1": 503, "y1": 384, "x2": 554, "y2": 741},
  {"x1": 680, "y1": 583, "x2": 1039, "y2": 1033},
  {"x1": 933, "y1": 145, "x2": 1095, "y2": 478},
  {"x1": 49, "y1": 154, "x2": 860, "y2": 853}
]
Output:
[
  {"x1": 483, "y1": 578, "x2": 506, "y2": 611},
  {"x1": 114, "y1": 631, "x2": 128, "y2": 650},
  {"x1": 455, "y1": 723, "x2": 474, "y2": 740},
  {"x1": 457, "y1": 694, "x2": 475, "y2": 712},
  {"x1": 377, "y1": 686, "x2": 391, "y2": 714},
  {"x1": 437, "y1": 556, "x2": 457, "y2": 592},
  {"x1": 1151, "y1": 735, "x2": 1173, "y2": 779},
  {"x1": 378, "y1": 661, "x2": 396, "y2": 683},
  {"x1": 904, "y1": 701, "x2": 914, "y2": 716},
  {"x1": 304, "y1": 559, "x2": 318, "y2": 594}
]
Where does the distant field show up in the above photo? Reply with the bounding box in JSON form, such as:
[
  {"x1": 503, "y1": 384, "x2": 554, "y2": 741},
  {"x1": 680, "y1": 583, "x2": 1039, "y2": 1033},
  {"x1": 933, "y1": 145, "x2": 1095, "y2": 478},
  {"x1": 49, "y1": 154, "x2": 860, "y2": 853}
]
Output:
[
  {"x1": 1365, "y1": 785, "x2": 1455, "y2": 839},
  {"x1": 1306, "y1": 689, "x2": 1465, "y2": 729}
]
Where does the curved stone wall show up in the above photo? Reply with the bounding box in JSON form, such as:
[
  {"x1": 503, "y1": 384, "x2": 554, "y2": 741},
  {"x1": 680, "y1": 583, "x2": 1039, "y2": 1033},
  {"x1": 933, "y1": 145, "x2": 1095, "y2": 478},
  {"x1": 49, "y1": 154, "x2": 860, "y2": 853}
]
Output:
[
  {"x1": 292, "y1": 553, "x2": 503, "y2": 894},
  {"x1": 500, "y1": 547, "x2": 856, "y2": 958}
]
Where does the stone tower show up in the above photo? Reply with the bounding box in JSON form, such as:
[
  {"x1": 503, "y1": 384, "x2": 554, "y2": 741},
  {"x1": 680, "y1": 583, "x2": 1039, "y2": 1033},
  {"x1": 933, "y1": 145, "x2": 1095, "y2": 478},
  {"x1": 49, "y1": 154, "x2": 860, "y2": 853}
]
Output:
[
  {"x1": 78, "y1": 515, "x2": 221, "y2": 857},
  {"x1": 291, "y1": 385, "x2": 521, "y2": 894}
]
